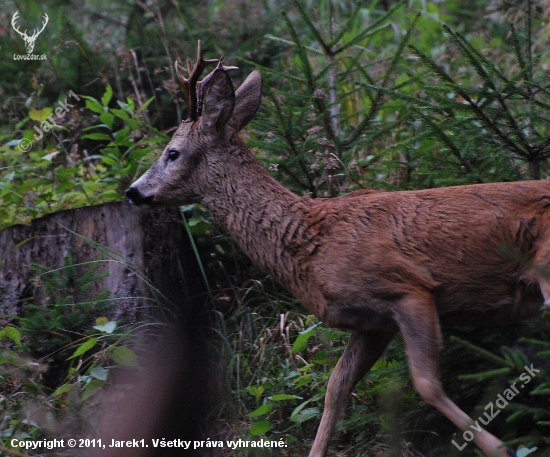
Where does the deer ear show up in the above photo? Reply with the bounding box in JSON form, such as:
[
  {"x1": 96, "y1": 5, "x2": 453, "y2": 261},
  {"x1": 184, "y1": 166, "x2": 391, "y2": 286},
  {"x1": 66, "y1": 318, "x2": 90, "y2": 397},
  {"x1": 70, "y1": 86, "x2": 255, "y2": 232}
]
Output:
[
  {"x1": 202, "y1": 69, "x2": 235, "y2": 133},
  {"x1": 229, "y1": 70, "x2": 263, "y2": 132}
]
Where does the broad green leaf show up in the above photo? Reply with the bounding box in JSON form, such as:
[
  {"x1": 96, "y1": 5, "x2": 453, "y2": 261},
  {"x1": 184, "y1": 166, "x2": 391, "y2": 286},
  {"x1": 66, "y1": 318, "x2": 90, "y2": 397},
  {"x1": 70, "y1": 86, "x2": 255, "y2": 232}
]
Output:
[
  {"x1": 290, "y1": 407, "x2": 321, "y2": 424},
  {"x1": 248, "y1": 419, "x2": 271, "y2": 436},
  {"x1": 82, "y1": 378, "x2": 105, "y2": 400},
  {"x1": 56, "y1": 181, "x2": 75, "y2": 193},
  {"x1": 68, "y1": 337, "x2": 98, "y2": 360},
  {"x1": 100, "y1": 112, "x2": 114, "y2": 129},
  {"x1": 53, "y1": 384, "x2": 73, "y2": 397},
  {"x1": 57, "y1": 167, "x2": 79, "y2": 180},
  {"x1": 114, "y1": 128, "x2": 131, "y2": 146},
  {"x1": 0, "y1": 326, "x2": 22, "y2": 347},
  {"x1": 271, "y1": 394, "x2": 300, "y2": 401},
  {"x1": 109, "y1": 346, "x2": 139, "y2": 367},
  {"x1": 249, "y1": 403, "x2": 273, "y2": 418},
  {"x1": 293, "y1": 373, "x2": 313, "y2": 387},
  {"x1": 29, "y1": 107, "x2": 52, "y2": 122},
  {"x1": 292, "y1": 325, "x2": 317, "y2": 353},
  {"x1": 313, "y1": 351, "x2": 329, "y2": 365},
  {"x1": 126, "y1": 97, "x2": 135, "y2": 112},
  {"x1": 86, "y1": 99, "x2": 104, "y2": 114},
  {"x1": 111, "y1": 108, "x2": 130, "y2": 120},
  {"x1": 101, "y1": 156, "x2": 118, "y2": 167},
  {"x1": 101, "y1": 85, "x2": 113, "y2": 107},
  {"x1": 247, "y1": 385, "x2": 264, "y2": 402}
]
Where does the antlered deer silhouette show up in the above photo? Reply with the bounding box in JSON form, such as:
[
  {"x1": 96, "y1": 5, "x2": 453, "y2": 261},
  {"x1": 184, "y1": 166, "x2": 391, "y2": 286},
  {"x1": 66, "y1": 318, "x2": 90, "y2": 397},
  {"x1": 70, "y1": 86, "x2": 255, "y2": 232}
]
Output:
[
  {"x1": 126, "y1": 41, "x2": 547, "y2": 457},
  {"x1": 11, "y1": 11, "x2": 48, "y2": 54}
]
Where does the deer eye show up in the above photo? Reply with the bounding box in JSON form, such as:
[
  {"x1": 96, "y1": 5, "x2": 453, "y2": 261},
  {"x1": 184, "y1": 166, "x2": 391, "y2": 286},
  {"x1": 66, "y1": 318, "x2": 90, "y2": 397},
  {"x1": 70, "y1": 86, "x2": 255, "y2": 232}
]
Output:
[{"x1": 168, "y1": 149, "x2": 180, "y2": 161}]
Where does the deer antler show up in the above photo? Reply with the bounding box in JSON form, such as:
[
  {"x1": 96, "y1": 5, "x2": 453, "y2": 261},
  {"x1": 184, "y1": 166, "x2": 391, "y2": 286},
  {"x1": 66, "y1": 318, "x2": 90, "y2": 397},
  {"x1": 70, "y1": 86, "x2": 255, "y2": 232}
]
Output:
[{"x1": 175, "y1": 40, "x2": 238, "y2": 120}]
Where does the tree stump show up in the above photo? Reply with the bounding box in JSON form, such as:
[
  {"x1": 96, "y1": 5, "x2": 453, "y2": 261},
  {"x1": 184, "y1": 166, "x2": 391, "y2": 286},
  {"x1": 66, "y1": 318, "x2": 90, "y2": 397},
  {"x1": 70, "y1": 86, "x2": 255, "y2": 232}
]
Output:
[
  {"x1": 0, "y1": 202, "x2": 215, "y2": 456},
  {"x1": 0, "y1": 201, "x2": 203, "y2": 322}
]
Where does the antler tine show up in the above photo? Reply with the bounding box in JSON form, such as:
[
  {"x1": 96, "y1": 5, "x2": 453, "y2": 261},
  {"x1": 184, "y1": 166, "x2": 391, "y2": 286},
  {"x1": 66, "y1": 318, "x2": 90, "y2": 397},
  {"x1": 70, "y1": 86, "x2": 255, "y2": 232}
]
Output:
[{"x1": 176, "y1": 40, "x2": 219, "y2": 120}]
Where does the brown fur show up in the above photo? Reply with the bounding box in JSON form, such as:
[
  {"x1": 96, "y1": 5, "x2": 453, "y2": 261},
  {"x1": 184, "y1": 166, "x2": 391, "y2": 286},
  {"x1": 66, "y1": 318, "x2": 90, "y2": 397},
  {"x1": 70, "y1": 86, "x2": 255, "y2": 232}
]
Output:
[{"x1": 127, "y1": 66, "x2": 546, "y2": 457}]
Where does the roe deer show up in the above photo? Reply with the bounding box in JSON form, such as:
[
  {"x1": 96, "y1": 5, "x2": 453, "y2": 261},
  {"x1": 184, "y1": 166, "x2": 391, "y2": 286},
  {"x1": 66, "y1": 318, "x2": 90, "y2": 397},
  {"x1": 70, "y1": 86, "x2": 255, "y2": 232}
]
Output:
[{"x1": 126, "y1": 41, "x2": 547, "y2": 457}]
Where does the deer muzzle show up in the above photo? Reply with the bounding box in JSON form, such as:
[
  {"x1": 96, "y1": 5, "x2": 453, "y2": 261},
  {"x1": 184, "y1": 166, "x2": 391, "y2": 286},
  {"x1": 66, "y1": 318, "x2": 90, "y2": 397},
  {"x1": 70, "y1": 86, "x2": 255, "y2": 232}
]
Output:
[{"x1": 125, "y1": 186, "x2": 154, "y2": 205}]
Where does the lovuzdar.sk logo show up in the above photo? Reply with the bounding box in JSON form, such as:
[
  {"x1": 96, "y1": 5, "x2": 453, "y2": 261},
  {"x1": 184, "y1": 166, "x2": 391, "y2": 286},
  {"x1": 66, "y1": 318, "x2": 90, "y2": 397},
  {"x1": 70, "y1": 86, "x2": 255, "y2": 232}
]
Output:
[{"x1": 12, "y1": 10, "x2": 48, "y2": 61}]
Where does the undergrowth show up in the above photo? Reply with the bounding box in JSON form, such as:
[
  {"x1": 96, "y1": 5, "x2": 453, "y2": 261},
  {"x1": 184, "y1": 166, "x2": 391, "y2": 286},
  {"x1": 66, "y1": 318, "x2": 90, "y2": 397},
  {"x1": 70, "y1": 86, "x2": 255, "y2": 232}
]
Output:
[{"x1": 0, "y1": 252, "x2": 139, "y2": 456}]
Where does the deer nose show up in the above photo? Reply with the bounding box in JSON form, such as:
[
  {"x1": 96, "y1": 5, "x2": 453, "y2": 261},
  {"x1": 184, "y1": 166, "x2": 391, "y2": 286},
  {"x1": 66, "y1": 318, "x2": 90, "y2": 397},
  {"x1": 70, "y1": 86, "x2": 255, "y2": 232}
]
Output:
[{"x1": 126, "y1": 187, "x2": 152, "y2": 205}]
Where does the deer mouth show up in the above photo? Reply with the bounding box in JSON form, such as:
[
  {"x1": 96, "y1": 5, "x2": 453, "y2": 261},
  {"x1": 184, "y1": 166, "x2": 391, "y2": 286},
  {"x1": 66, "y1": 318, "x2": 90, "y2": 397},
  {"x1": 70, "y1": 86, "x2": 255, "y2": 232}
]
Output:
[{"x1": 125, "y1": 187, "x2": 154, "y2": 206}]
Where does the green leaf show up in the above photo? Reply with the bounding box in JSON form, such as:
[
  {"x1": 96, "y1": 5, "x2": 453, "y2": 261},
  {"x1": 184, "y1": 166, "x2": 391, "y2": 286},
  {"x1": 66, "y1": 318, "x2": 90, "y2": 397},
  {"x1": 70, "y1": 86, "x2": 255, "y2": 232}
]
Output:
[
  {"x1": 101, "y1": 85, "x2": 113, "y2": 107},
  {"x1": 247, "y1": 385, "x2": 264, "y2": 401},
  {"x1": 292, "y1": 325, "x2": 317, "y2": 353},
  {"x1": 68, "y1": 337, "x2": 98, "y2": 359},
  {"x1": 82, "y1": 133, "x2": 112, "y2": 141},
  {"x1": 138, "y1": 96, "x2": 155, "y2": 112},
  {"x1": 93, "y1": 321, "x2": 117, "y2": 334},
  {"x1": 290, "y1": 407, "x2": 321, "y2": 424},
  {"x1": 90, "y1": 366, "x2": 108, "y2": 381},
  {"x1": 126, "y1": 97, "x2": 135, "y2": 112},
  {"x1": 293, "y1": 373, "x2": 313, "y2": 388},
  {"x1": 289, "y1": 393, "x2": 324, "y2": 423},
  {"x1": 0, "y1": 326, "x2": 22, "y2": 347},
  {"x1": 82, "y1": 378, "x2": 105, "y2": 400},
  {"x1": 101, "y1": 156, "x2": 118, "y2": 167},
  {"x1": 57, "y1": 167, "x2": 79, "y2": 180},
  {"x1": 313, "y1": 350, "x2": 329, "y2": 365},
  {"x1": 53, "y1": 384, "x2": 73, "y2": 397},
  {"x1": 86, "y1": 99, "x2": 104, "y2": 114},
  {"x1": 100, "y1": 112, "x2": 114, "y2": 130},
  {"x1": 271, "y1": 394, "x2": 301, "y2": 401},
  {"x1": 109, "y1": 346, "x2": 139, "y2": 367},
  {"x1": 248, "y1": 419, "x2": 271, "y2": 436},
  {"x1": 249, "y1": 403, "x2": 273, "y2": 418},
  {"x1": 114, "y1": 128, "x2": 131, "y2": 146},
  {"x1": 29, "y1": 107, "x2": 52, "y2": 122},
  {"x1": 111, "y1": 108, "x2": 130, "y2": 120}
]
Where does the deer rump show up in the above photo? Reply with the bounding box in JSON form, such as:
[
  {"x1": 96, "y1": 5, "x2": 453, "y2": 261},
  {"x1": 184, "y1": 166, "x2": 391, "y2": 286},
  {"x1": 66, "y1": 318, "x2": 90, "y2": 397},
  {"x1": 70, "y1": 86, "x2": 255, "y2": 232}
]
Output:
[{"x1": 305, "y1": 182, "x2": 550, "y2": 332}]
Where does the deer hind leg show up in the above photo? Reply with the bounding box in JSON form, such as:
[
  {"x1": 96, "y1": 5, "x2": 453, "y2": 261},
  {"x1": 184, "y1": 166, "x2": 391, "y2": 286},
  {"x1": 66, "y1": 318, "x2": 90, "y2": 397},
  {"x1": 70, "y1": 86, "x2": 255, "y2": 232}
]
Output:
[
  {"x1": 396, "y1": 291, "x2": 510, "y2": 457},
  {"x1": 309, "y1": 325, "x2": 397, "y2": 457}
]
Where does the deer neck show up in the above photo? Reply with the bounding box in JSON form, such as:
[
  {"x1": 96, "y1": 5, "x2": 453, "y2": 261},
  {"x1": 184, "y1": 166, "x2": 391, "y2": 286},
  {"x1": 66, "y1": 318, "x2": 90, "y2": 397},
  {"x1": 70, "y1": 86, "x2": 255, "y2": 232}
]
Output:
[{"x1": 199, "y1": 134, "x2": 312, "y2": 294}]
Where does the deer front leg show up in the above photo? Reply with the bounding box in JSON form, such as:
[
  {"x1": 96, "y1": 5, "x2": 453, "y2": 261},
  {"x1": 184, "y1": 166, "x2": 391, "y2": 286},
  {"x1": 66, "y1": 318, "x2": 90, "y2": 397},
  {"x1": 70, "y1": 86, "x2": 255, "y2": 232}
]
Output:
[
  {"x1": 395, "y1": 291, "x2": 511, "y2": 457},
  {"x1": 309, "y1": 325, "x2": 397, "y2": 457}
]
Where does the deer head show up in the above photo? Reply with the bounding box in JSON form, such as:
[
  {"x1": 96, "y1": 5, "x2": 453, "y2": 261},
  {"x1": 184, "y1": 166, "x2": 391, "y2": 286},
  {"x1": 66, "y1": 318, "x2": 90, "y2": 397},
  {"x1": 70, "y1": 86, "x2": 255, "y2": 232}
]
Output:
[
  {"x1": 11, "y1": 10, "x2": 49, "y2": 54},
  {"x1": 126, "y1": 41, "x2": 263, "y2": 207}
]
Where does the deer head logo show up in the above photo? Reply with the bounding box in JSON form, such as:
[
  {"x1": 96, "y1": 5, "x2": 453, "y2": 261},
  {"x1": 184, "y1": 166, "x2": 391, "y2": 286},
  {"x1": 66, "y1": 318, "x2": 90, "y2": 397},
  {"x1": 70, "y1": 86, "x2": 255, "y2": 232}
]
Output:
[{"x1": 11, "y1": 11, "x2": 49, "y2": 54}]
